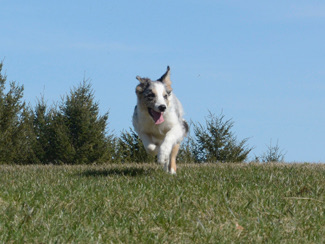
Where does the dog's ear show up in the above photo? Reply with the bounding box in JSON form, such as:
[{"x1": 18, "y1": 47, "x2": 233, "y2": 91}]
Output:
[
  {"x1": 136, "y1": 76, "x2": 149, "y2": 94},
  {"x1": 157, "y1": 66, "x2": 172, "y2": 92},
  {"x1": 136, "y1": 76, "x2": 146, "y2": 83}
]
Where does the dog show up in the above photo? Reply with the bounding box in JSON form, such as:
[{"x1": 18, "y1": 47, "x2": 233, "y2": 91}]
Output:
[{"x1": 132, "y1": 66, "x2": 188, "y2": 174}]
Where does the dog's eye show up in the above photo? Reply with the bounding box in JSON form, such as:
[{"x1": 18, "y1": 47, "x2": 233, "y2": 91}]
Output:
[
  {"x1": 164, "y1": 95, "x2": 168, "y2": 100},
  {"x1": 147, "y1": 93, "x2": 155, "y2": 98}
]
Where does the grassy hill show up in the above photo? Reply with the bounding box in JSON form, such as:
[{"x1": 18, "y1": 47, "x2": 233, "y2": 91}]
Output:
[{"x1": 0, "y1": 163, "x2": 324, "y2": 243}]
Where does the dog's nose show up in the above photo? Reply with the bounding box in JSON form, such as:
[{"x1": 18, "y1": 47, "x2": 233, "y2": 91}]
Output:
[{"x1": 158, "y1": 105, "x2": 166, "y2": 112}]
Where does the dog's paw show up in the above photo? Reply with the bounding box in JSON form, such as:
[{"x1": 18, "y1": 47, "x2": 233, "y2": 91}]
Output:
[
  {"x1": 147, "y1": 144, "x2": 156, "y2": 151},
  {"x1": 163, "y1": 164, "x2": 177, "y2": 175},
  {"x1": 146, "y1": 144, "x2": 157, "y2": 155},
  {"x1": 169, "y1": 167, "x2": 177, "y2": 175},
  {"x1": 158, "y1": 154, "x2": 169, "y2": 165}
]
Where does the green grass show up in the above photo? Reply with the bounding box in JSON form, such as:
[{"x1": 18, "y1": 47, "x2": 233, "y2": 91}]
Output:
[{"x1": 0, "y1": 163, "x2": 324, "y2": 243}]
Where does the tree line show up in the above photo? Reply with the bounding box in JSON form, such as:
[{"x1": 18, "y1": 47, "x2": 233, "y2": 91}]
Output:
[{"x1": 0, "y1": 62, "x2": 284, "y2": 165}]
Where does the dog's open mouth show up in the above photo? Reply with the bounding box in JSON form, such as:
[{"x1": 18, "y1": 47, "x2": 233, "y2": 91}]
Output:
[{"x1": 148, "y1": 108, "x2": 164, "y2": 125}]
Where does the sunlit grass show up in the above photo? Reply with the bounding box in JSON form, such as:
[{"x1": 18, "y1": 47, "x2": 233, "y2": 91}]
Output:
[{"x1": 0, "y1": 163, "x2": 324, "y2": 243}]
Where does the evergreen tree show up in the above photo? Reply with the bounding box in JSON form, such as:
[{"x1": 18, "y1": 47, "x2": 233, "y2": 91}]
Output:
[
  {"x1": 0, "y1": 62, "x2": 34, "y2": 164},
  {"x1": 14, "y1": 106, "x2": 38, "y2": 164},
  {"x1": 31, "y1": 97, "x2": 56, "y2": 164},
  {"x1": 259, "y1": 140, "x2": 286, "y2": 163},
  {"x1": 118, "y1": 128, "x2": 155, "y2": 163},
  {"x1": 52, "y1": 80, "x2": 111, "y2": 164},
  {"x1": 193, "y1": 111, "x2": 252, "y2": 162}
]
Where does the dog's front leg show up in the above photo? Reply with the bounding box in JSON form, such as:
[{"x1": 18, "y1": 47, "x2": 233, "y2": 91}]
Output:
[
  {"x1": 139, "y1": 133, "x2": 158, "y2": 156},
  {"x1": 158, "y1": 127, "x2": 183, "y2": 174}
]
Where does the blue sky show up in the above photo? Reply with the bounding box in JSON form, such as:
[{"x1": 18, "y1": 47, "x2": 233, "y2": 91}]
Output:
[{"x1": 1, "y1": 0, "x2": 325, "y2": 162}]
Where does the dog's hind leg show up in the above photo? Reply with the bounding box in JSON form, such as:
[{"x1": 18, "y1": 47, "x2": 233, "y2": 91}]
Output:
[{"x1": 169, "y1": 144, "x2": 180, "y2": 175}]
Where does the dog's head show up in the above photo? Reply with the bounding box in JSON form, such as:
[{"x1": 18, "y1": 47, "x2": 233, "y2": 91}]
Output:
[{"x1": 135, "y1": 66, "x2": 172, "y2": 125}]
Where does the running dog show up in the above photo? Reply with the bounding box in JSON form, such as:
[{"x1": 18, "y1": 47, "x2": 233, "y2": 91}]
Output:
[{"x1": 133, "y1": 66, "x2": 188, "y2": 174}]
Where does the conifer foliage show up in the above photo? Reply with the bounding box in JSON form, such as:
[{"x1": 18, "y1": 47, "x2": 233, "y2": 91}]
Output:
[
  {"x1": 31, "y1": 97, "x2": 51, "y2": 164},
  {"x1": 0, "y1": 61, "x2": 113, "y2": 164},
  {"x1": 32, "y1": 80, "x2": 112, "y2": 164},
  {"x1": 56, "y1": 80, "x2": 110, "y2": 164},
  {"x1": 193, "y1": 111, "x2": 252, "y2": 162},
  {"x1": 0, "y1": 62, "x2": 34, "y2": 164},
  {"x1": 118, "y1": 128, "x2": 155, "y2": 163}
]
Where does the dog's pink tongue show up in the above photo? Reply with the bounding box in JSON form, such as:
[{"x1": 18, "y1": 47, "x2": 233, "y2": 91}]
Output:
[{"x1": 152, "y1": 110, "x2": 164, "y2": 125}]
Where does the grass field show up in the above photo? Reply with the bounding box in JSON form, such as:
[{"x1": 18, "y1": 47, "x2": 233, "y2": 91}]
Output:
[{"x1": 0, "y1": 163, "x2": 324, "y2": 243}]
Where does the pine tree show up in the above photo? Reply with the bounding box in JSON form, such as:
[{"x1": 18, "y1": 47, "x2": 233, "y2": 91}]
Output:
[
  {"x1": 0, "y1": 61, "x2": 33, "y2": 164},
  {"x1": 52, "y1": 80, "x2": 111, "y2": 164},
  {"x1": 118, "y1": 128, "x2": 155, "y2": 163},
  {"x1": 259, "y1": 140, "x2": 286, "y2": 163},
  {"x1": 193, "y1": 111, "x2": 252, "y2": 162},
  {"x1": 14, "y1": 106, "x2": 38, "y2": 164},
  {"x1": 31, "y1": 97, "x2": 55, "y2": 164}
]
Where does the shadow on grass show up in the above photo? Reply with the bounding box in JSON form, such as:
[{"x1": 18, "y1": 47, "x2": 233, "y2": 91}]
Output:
[{"x1": 79, "y1": 167, "x2": 154, "y2": 177}]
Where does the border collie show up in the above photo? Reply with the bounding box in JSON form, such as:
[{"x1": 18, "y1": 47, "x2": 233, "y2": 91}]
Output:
[{"x1": 132, "y1": 66, "x2": 188, "y2": 174}]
